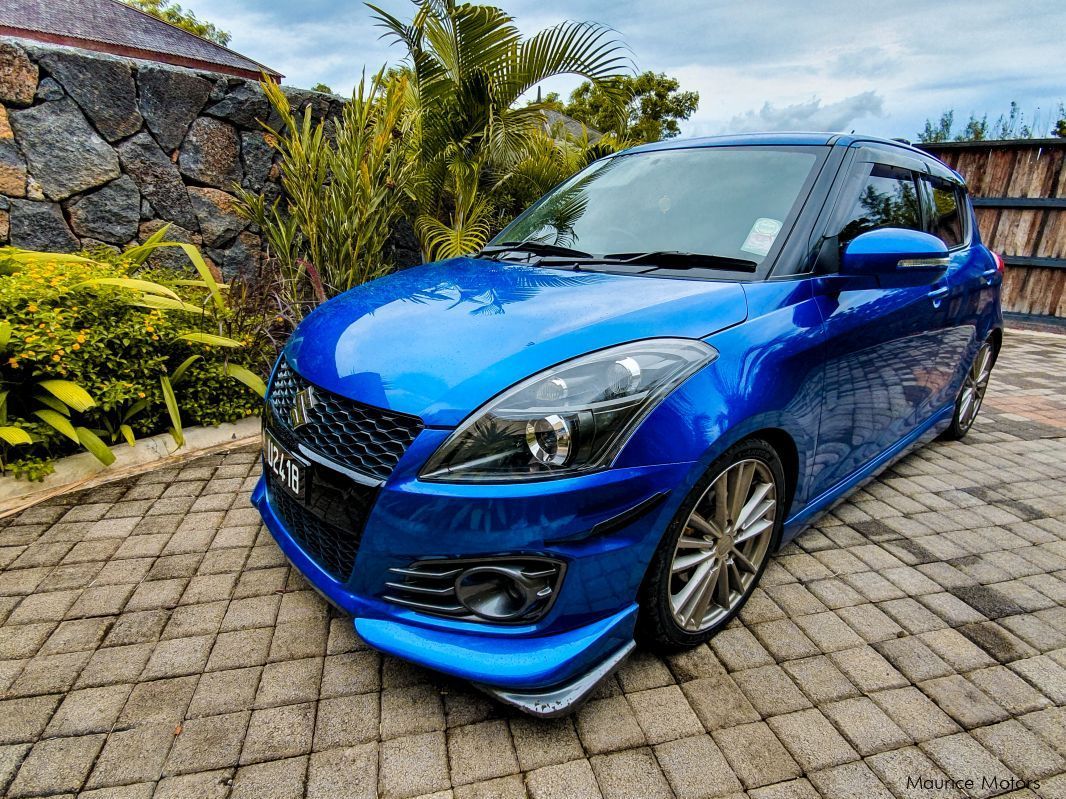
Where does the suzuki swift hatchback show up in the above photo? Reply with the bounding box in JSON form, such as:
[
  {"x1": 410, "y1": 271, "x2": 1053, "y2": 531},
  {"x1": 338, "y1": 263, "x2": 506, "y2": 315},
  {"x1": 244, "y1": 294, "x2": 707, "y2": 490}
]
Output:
[{"x1": 254, "y1": 132, "x2": 1003, "y2": 716}]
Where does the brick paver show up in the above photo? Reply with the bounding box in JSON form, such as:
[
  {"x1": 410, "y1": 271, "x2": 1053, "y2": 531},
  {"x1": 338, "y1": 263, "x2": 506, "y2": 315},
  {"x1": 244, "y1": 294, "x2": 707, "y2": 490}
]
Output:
[{"x1": 1, "y1": 330, "x2": 1065, "y2": 798}]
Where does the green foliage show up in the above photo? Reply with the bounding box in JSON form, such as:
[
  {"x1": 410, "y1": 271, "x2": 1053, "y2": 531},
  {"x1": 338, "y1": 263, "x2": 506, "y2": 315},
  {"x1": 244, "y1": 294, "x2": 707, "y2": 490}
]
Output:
[
  {"x1": 311, "y1": 83, "x2": 334, "y2": 94},
  {"x1": 371, "y1": 0, "x2": 630, "y2": 260},
  {"x1": 0, "y1": 242, "x2": 267, "y2": 479},
  {"x1": 563, "y1": 71, "x2": 699, "y2": 143},
  {"x1": 120, "y1": 0, "x2": 230, "y2": 45},
  {"x1": 1054, "y1": 103, "x2": 1066, "y2": 138},
  {"x1": 235, "y1": 69, "x2": 418, "y2": 319},
  {"x1": 918, "y1": 100, "x2": 1064, "y2": 142},
  {"x1": 7, "y1": 455, "x2": 54, "y2": 482},
  {"x1": 920, "y1": 110, "x2": 954, "y2": 144}
]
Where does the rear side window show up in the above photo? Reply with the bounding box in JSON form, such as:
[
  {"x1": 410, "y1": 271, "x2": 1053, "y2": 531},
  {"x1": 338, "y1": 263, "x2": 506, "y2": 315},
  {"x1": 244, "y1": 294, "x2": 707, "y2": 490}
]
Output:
[
  {"x1": 837, "y1": 163, "x2": 922, "y2": 246},
  {"x1": 926, "y1": 177, "x2": 966, "y2": 248}
]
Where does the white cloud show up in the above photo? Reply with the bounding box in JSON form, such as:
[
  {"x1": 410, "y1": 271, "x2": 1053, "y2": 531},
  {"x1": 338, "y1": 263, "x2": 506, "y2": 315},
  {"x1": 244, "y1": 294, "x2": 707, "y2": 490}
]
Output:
[
  {"x1": 726, "y1": 91, "x2": 885, "y2": 133},
  {"x1": 185, "y1": 0, "x2": 1065, "y2": 140}
]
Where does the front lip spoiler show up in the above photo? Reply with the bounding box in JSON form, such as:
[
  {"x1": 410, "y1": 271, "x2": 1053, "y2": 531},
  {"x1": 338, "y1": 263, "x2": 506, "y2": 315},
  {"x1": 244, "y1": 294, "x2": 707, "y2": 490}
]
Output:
[{"x1": 472, "y1": 639, "x2": 636, "y2": 718}]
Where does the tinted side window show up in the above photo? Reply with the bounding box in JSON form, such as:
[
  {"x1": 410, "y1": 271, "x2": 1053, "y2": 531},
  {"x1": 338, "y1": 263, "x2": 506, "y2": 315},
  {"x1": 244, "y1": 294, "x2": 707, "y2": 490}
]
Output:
[
  {"x1": 838, "y1": 164, "x2": 922, "y2": 246},
  {"x1": 927, "y1": 177, "x2": 966, "y2": 248}
]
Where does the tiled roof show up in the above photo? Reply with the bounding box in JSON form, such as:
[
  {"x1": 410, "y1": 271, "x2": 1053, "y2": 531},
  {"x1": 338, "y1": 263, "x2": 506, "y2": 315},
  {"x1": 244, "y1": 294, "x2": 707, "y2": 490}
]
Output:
[
  {"x1": 0, "y1": 0, "x2": 281, "y2": 79},
  {"x1": 543, "y1": 109, "x2": 602, "y2": 144}
]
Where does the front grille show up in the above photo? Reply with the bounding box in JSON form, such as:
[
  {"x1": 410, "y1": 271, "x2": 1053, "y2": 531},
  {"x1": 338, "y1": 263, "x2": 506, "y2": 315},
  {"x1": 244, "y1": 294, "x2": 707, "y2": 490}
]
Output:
[
  {"x1": 268, "y1": 357, "x2": 423, "y2": 481},
  {"x1": 265, "y1": 465, "x2": 376, "y2": 583}
]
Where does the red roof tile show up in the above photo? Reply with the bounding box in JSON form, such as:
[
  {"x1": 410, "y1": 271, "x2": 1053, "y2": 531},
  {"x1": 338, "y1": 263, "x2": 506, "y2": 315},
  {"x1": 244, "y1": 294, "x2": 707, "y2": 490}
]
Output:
[{"x1": 0, "y1": 0, "x2": 282, "y2": 79}]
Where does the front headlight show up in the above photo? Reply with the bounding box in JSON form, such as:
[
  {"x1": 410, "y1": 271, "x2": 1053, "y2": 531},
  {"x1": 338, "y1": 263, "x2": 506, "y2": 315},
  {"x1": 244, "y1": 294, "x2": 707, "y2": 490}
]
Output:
[{"x1": 420, "y1": 339, "x2": 717, "y2": 482}]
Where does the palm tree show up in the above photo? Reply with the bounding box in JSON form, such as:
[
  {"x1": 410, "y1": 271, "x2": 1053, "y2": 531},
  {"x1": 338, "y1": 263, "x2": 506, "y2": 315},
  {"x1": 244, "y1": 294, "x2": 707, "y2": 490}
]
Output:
[{"x1": 369, "y1": 0, "x2": 630, "y2": 260}]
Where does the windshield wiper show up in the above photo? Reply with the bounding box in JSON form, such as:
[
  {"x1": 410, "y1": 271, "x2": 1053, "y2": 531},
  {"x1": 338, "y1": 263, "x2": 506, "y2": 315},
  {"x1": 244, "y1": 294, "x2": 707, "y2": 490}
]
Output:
[
  {"x1": 478, "y1": 241, "x2": 592, "y2": 260},
  {"x1": 607, "y1": 251, "x2": 758, "y2": 272},
  {"x1": 535, "y1": 250, "x2": 758, "y2": 272}
]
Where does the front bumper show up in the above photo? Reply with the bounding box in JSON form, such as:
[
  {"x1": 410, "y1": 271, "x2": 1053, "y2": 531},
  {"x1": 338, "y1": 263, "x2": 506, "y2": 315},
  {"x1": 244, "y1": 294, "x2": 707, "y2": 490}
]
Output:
[{"x1": 251, "y1": 444, "x2": 694, "y2": 710}]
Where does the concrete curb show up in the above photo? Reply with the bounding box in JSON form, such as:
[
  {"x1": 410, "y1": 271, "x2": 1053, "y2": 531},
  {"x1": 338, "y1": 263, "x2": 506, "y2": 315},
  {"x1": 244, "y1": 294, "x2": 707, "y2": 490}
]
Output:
[{"x1": 0, "y1": 415, "x2": 261, "y2": 518}]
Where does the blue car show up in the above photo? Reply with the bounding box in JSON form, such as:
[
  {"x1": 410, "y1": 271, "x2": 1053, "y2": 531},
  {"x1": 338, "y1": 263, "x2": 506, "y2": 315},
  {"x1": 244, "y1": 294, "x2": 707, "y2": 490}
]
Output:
[{"x1": 253, "y1": 132, "x2": 1002, "y2": 716}]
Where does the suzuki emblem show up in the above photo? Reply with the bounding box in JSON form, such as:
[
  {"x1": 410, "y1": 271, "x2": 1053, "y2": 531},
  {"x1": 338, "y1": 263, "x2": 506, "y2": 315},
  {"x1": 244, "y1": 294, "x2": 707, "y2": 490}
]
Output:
[{"x1": 289, "y1": 387, "x2": 317, "y2": 429}]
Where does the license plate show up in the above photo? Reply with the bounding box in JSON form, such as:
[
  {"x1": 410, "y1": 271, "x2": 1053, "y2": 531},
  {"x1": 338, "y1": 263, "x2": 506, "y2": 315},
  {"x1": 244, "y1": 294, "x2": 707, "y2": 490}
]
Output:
[{"x1": 263, "y1": 428, "x2": 307, "y2": 499}]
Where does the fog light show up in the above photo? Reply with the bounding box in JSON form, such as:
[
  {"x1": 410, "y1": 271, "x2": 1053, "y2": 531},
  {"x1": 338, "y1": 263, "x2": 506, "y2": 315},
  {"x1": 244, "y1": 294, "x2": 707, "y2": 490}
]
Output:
[{"x1": 455, "y1": 565, "x2": 555, "y2": 621}]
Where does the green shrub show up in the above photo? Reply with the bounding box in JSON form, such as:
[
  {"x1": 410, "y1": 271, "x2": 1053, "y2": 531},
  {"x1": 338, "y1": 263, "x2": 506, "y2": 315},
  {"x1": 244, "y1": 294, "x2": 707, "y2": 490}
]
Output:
[
  {"x1": 0, "y1": 238, "x2": 268, "y2": 479},
  {"x1": 236, "y1": 69, "x2": 418, "y2": 321}
]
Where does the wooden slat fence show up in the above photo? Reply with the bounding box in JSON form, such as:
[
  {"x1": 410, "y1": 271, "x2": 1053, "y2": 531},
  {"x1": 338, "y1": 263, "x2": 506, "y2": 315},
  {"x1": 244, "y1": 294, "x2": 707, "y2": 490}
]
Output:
[{"x1": 920, "y1": 139, "x2": 1066, "y2": 317}]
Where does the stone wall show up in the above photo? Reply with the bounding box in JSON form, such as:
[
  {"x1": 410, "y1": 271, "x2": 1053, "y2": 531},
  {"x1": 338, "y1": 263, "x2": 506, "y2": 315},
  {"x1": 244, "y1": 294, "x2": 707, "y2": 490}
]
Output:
[{"x1": 0, "y1": 37, "x2": 344, "y2": 277}]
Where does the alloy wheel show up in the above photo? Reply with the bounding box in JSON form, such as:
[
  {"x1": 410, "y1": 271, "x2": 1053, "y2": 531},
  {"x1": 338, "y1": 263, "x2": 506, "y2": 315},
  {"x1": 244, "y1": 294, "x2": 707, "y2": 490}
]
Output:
[
  {"x1": 957, "y1": 342, "x2": 993, "y2": 432},
  {"x1": 668, "y1": 458, "x2": 777, "y2": 632}
]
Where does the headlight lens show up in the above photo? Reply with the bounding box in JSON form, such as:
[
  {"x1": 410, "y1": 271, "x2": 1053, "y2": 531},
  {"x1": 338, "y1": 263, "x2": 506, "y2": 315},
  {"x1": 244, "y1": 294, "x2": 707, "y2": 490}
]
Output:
[{"x1": 420, "y1": 339, "x2": 717, "y2": 482}]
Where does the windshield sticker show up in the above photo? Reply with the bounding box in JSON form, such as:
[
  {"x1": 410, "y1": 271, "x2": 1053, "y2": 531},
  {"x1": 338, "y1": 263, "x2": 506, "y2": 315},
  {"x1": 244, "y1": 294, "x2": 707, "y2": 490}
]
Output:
[{"x1": 741, "y1": 218, "x2": 783, "y2": 257}]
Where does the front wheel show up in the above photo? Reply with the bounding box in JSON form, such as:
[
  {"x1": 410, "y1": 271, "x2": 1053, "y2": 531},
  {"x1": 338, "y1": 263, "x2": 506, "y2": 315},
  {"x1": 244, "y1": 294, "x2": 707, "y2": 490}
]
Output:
[
  {"x1": 942, "y1": 338, "x2": 995, "y2": 440},
  {"x1": 638, "y1": 439, "x2": 785, "y2": 651}
]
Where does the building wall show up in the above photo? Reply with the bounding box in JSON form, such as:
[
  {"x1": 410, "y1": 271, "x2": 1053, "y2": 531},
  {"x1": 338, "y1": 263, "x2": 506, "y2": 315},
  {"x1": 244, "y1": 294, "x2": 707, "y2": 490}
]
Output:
[{"x1": 0, "y1": 36, "x2": 343, "y2": 276}]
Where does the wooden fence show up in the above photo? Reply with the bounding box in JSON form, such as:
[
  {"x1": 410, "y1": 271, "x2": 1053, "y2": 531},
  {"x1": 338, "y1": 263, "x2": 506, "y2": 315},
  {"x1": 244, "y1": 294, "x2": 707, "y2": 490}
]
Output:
[{"x1": 920, "y1": 139, "x2": 1066, "y2": 317}]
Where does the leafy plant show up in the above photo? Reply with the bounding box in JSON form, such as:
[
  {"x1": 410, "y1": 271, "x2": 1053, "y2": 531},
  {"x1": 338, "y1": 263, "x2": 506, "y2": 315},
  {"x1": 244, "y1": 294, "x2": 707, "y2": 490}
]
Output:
[
  {"x1": 371, "y1": 0, "x2": 630, "y2": 260},
  {"x1": 236, "y1": 69, "x2": 418, "y2": 319},
  {"x1": 0, "y1": 238, "x2": 267, "y2": 479}
]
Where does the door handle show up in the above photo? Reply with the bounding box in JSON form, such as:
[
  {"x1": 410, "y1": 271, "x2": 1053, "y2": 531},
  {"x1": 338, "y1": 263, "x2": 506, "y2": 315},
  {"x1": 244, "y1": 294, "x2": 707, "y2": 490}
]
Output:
[
  {"x1": 928, "y1": 286, "x2": 949, "y2": 308},
  {"x1": 981, "y1": 268, "x2": 998, "y2": 284}
]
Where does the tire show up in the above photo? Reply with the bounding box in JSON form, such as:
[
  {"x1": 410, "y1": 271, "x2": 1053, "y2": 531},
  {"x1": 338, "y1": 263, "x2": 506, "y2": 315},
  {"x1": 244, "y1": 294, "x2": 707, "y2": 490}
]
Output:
[
  {"x1": 638, "y1": 438, "x2": 786, "y2": 651},
  {"x1": 941, "y1": 338, "x2": 996, "y2": 441}
]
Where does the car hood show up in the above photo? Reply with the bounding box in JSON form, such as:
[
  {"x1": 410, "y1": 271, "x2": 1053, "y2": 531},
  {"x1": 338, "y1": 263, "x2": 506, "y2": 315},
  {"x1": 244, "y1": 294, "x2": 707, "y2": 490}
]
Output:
[{"x1": 285, "y1": 258, "x2": 747, "y2": 427}]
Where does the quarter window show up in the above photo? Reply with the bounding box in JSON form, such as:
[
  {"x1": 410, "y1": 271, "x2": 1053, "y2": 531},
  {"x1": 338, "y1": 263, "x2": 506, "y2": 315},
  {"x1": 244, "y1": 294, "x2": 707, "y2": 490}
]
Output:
[
  {"x1": 926, "y1": 177, "x2": 966, "y2": 248},
  {"x1": 837, "y1": 164, "x2": 922, "y2": 247}
]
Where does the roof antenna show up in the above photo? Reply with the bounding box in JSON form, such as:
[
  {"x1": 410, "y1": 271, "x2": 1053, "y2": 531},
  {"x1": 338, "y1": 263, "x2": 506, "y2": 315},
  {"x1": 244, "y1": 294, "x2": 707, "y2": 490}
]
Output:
[{"x1": 536, "y1": 86, "x2": 542, "y2": 103}]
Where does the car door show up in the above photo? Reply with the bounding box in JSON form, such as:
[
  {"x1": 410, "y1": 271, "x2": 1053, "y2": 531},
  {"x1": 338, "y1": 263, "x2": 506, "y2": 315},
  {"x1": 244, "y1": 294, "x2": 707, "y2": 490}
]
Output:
[
  {"x1": 919, "y1": 172, "x2": 988, "y2": 409},
  {"x1": 808, "y1": 151, "x2": 950, "y2": 498}
]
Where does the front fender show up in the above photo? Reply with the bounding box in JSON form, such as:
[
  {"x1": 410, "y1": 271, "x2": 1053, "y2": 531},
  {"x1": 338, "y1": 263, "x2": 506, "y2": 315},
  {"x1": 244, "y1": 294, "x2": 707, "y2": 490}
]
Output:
[{"x1": 616, "y1": 279, "x2": 825, "y2": 529}]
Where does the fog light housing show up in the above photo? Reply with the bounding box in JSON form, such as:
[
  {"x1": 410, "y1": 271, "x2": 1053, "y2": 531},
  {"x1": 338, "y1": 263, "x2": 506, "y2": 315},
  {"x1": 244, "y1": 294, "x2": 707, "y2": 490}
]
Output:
[
  {"x1": 384, "y1": 557, "x2": 565, "y2": 622},
  {"x1": 455, "y1": 565, "x2": 554, "y2": 620}
]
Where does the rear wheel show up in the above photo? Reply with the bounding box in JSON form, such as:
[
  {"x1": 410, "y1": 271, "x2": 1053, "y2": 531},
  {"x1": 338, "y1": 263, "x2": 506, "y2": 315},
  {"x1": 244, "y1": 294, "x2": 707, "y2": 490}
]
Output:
[
  {"x1": 638, "y1": 439, "x2": 785, "y2": 650},
  {"x1": 942, "y1": 339, "x2": 995, "y2": 440}
]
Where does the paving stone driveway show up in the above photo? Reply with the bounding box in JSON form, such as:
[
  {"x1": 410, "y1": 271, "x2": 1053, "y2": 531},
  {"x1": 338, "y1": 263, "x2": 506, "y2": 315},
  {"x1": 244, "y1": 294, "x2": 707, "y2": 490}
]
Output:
[{"x1": 1, "y1": 330, "x2": 1065, "y2": 799}]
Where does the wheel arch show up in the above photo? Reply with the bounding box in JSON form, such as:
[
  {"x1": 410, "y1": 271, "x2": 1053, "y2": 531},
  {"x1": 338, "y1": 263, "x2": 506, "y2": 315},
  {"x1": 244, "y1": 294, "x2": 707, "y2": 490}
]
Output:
[
  {"x1": 747, "y1": 427, "x2": 800, "y2": 515},
  {"x1": 988, "y1": 326, "x2": 1003, "y2": 365}
]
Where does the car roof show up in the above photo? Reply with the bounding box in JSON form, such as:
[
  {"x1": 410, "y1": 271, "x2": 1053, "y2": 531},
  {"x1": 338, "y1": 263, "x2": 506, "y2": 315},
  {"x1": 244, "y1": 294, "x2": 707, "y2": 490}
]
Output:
[{"x1": 621, "y1": 132, "x2": 964, "y2": 184}]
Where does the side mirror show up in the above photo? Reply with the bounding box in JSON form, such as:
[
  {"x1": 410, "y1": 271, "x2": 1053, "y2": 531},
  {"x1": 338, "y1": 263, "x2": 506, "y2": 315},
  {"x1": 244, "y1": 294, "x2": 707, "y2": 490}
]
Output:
[{"x1": 841, "y1": 228, "x2": 949, "y2": 276}]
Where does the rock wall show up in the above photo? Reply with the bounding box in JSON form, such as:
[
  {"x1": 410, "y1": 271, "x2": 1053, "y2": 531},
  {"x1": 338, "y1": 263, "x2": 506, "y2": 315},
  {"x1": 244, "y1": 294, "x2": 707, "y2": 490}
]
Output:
[{"x1": 0, "y1": 37, "x2": 345, "y2": 277}]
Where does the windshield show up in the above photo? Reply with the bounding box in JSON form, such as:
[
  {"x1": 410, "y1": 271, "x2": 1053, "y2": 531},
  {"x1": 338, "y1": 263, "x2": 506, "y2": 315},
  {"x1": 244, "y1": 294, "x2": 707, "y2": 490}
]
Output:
[{"x1": 494, "y1": 146, "x2": 824, "y2": 270}]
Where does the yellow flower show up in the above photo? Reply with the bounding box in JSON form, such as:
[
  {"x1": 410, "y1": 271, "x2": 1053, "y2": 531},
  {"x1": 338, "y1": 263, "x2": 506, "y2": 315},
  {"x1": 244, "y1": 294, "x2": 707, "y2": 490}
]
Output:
[
  {"x1": 52, "y1": 354, "x2": 60, "y2": 362},
  {"x1": 7, "y1": 357, "x2": 17, "y2": 367},
  {"x1": 27, "y1": 304, "x2": 37, "y2": 312},
  {"x1": 72, "y1": 343, "x2": 80, "y2": 351},
  {"x1": 138, "y1": 392, "x2": 146, "y2": 398}
]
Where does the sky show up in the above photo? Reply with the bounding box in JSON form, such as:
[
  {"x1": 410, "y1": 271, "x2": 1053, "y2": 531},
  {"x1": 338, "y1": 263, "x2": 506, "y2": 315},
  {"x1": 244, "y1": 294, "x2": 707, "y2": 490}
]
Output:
[{"x1": 190, "y1": 0, "x2": 1065, "y2": 141}]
